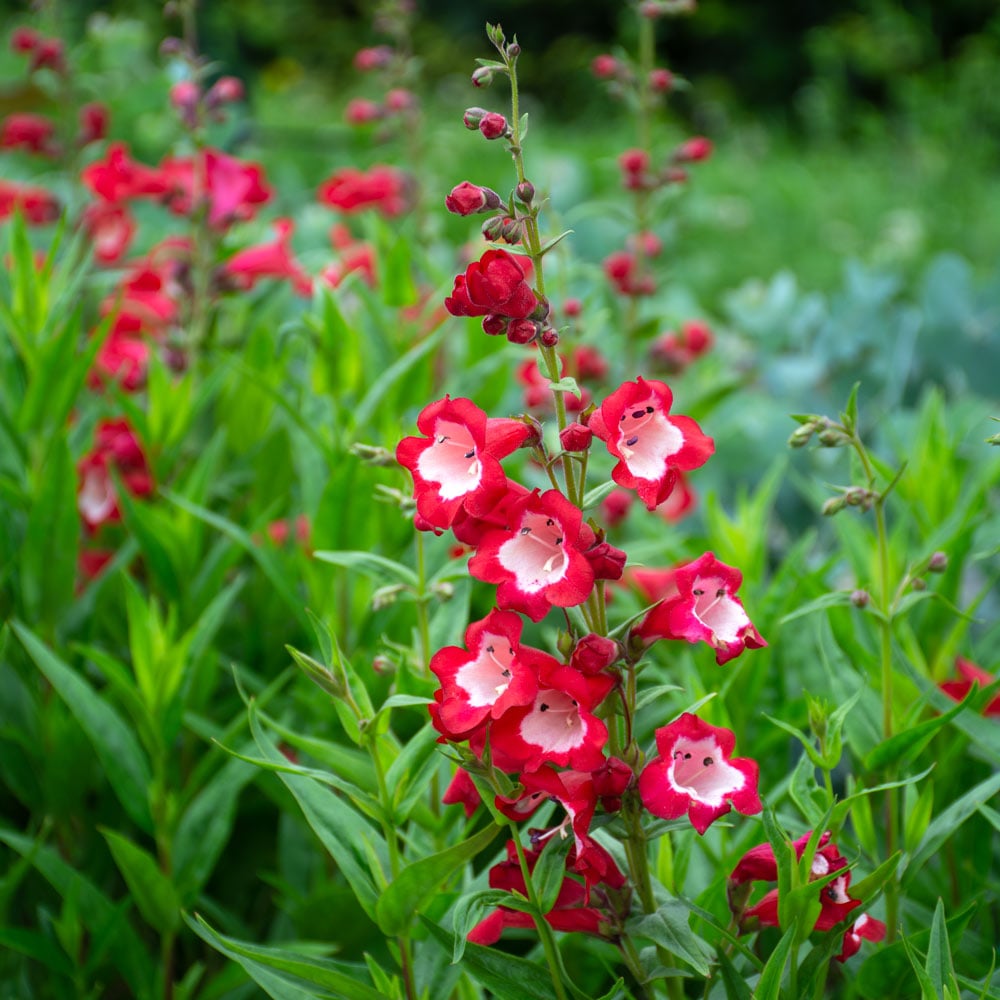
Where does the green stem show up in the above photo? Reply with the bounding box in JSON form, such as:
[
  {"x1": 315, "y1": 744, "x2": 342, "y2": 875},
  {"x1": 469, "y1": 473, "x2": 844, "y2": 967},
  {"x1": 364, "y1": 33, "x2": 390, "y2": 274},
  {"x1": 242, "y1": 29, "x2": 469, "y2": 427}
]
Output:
[
  {"x1": 415, "y1": 531, "x2": 432, "y2": 670},
  {"x1": 509, "y1": 827, "x2": 570, "y2": 1000}
]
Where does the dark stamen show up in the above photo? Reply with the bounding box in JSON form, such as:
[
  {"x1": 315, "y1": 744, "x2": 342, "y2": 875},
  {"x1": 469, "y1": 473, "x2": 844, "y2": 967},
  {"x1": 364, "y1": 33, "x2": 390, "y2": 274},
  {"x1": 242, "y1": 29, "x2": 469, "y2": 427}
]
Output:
[
  {"x1": 520, "y1": 527, "x2": 531, "y2": 535},
  {"x1": 464, "y1": 450, "x2": 475, "y2": 459},
  {"x1": 625, "y1": 435, "x2": 639, "y2": 446},
  {"x1": 646, "y1": 405, "x2": 654, "y2": 413},
  {"x1": 486, "y1": 645, "x2": 494, "y2": 653},
  {"x1": 703, "y1": 756, "x2": 714, "y2": 766},
  {"x1": 631, "y1": 409, "x2": 645, "y2": 419},
  {"x1": 546, "y1": 518, "x2": 554, "y2": 526},
  {"x1": 539, "y1": 703, "x2": 549, "y2": 712},
  {"x1": 693, "y1": 588, "x2": 704, "y2": 595},
  {"x1": 501, "y1": 669, "x2": 511, "y2": 678},
  {"x1": 716, "y1": 588, "x2": 726, "y2": 598},
  {"x1": 555, "y1": 536, "x2": 563, "y2": 545},
  {"x1": 684, "y1": 752, "x2": 692, "y2": 760}
]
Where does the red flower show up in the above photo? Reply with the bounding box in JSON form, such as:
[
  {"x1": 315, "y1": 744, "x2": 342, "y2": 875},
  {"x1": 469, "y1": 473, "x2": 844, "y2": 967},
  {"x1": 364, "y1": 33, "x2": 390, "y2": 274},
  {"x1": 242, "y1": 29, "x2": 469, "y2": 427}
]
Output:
[
  {"x1": 90, "y1": 318, "x2": 150, "y2": 391},
  {"x1": 478, "y1": 113, "x2": 508, "y2": 139},
  {"x1": 589, "y1": 377, "x2": 713, "y2": 510},
  {"x1": 441, "y1": 768, "x2": 481, "y2": 817},
  {"x1": 396, "y1": 397, "x2": 530, "y2": 531},
  {"x1": 0, "y1": 180, "x2": 60, "y2": 224},
  {"x1": 222, "y1": 218, "x2": 312, "y2": 297},
  {"x1": 345, "y1": 98, "x2": 383, "y2": 125},
  {"x1": 77, "y1": 420, "x2": 153, "y2": 531},
  {"x1": 939, "y1": 657, "x2": 1000, "y2": 716},
  {"x1": 489, "y1": 659, "x2": 613, "y2": 772},
  {"x1": 354, "y1": 45, "x2": 394, "y2": 71},
  {"x1": 161, "y1": 148, "x2": 271, "y2": 228},
  {"x1": 569, "y1": 634, "x2": 619, "y2": 676},
  {"x1": 635, "y1": 552, "x2": 766, "y2": 664},
  {"x1": 82, "y1": 202, "x2": 135, "y2": 264},
  {"x1": 320, "y1": 225, "x2": 377, "y2": 289},
  {"x1": 318, "y1": 165, "x2": 411, "y2": 217},
  {"x1": 638, "y1": 713, "x2": 761, "y2": 835},
  {"x1": 591, "y1": 54, "x2": 619, "y2": 79},
  {"x1": 836, "y1": 914, "x2": 887, "y2": 962},
  {"x1": 82, "y1": 142, "x2": 169, "y2": 203},
  {"x1": 0, "y1": 113, "x2": 57, "y2": 155},
  {"x1": 468, "y1": 841, "x2": 612, "y2": 944},
  {"x1": 468, "y1": 488, "x2": 596, "y2": 622},
  {"x1": 675, "y1": 136, "x2": 713, "y2": 162},
  {"x1": 445, "y1": 248, "x2": 538, "y2": 321},
  {"x1": 429, "y1": 609, "x2": 537, "y2": 741},
  {"x1": 603, "y1": 250, "x2": 654, "y2": 295}
]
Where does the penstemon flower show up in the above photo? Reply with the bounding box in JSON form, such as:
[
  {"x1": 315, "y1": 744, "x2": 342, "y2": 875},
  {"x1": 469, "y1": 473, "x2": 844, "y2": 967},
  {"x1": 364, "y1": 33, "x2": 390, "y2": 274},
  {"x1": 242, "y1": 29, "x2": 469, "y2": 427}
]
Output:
[
  {"x1": 634, "y1": 551, "x2": 767, "y2": 664},
  {"x1": 638, "y1": 713, "x2": 762, "y2": 834},
  {"x1": 589, "y1": 376, "x2": 714, "y2": 510}
]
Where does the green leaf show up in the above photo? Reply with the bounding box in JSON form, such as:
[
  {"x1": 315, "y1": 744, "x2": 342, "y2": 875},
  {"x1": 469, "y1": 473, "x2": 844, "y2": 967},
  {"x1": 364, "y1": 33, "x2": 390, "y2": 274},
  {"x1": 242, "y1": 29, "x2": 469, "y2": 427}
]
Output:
[
  {"x1": 100, "y1": 829, "x2": 180, "y2": 934},
  {"x1": 375, "y1": 822, "x2": 501, "y2": 936},
  {"x1": 581, "y1": 480, "x2": 617, "y2": 510},
  {"x1": 186, "y1": 914, "x2": 388, "y2": 1000},
  {"x1": 863, "y1": 687, "x2": 973, "y2": 771},
  {"x1": 903, "y1": 771, "x2": 1000, "y2": 884},
  {"x1": 925, "y1": 898, "x2": 958, "y2": 996},
  {"x1": 904, "y1": 783, "x2": 935, "y2": 854},
  {"x1": 755, "y1": 924, "x2": 796, "y2": 1000},
  {"x1": 20, "y1": 435, "x2": 78, "y2": 627},
  {"x1": 173, "y1": 756, "x2": 257, "y2": 901},
  {"x1": 422, "y1": 917, "x2": 560, "y2": 1000},
  {"x1": 715, "y1": 949, "x2": 754, "y2": 1000},
  {"x1": 11, "y1": 621, "x2": 153, "y2": 832},
  {"x1": 533, "y1": 833, "x2": 572, "y2": 915},
  {"x1": 841, "y1": 382, "x2": 860, "y2": 434},
  {"x1": 779, "y1": 590, "x2": 854, "y2": 625},
  {"x1": 248, "y1": 704, "x2": 385, "y2": 919},
  {"x1": 849, "y1": 852, "x2": 901, "y2": 903},
  {"x1": 538, "y1": 229, "x2": 574, "y2": 257},
  {"x1": 163, "y1": 491, "x2": 310, "y2": 631},
  {"x1": 0, "y1": 829, "x2": 155, "y2": 999},
  {"x1": 548, "y1": 376, "x2": 581, "y2": 397},
  {"x1": 451, "y1": 888, "x2": 530, "y2": 964},
  {"x1": 312, "y1": 550, "x2": 418, "y2": 588},
  {"x1": 627, "y1": 901, "x2": 713, "y2": 976}
]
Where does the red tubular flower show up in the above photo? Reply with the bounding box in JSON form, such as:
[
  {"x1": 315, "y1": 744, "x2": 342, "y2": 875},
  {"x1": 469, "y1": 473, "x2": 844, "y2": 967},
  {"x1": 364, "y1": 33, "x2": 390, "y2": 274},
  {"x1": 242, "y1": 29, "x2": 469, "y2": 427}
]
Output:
[
  {"x1": 0, "y1": 113, "x2": 57, "y2": 155},
  {"x1": 635, "y1": 552, "x2": 766, "y2": 664},
  {"x1": 82, "y1": 202, "x2": 135, "y2": 264},
  {"x1": 836, "y1": 914, "x2": 887, "y2": 962},
  {"x1": 90, "y1": 317, "x2": 150, "y2": 391},
  {"x1": 603, "y1": 250, "x2": 654, "y2": 295},
  {"x1": 638, "y1": 713, "x2": 761, "y2": 835},
  {"x1": 675, "y1": 136, "x2": 713, "y2": 162},
  {"x1": 468, "y1": 488, "x2": 596, "y2": 622},
  {"x1": 77, "y1": 419, "x2": 153, "y2": 531},
  {"x1": 0, "y1": 180, "x2": 60, "y2": 224},
  {"x1": 441, "y1": 768, "x2": 482, "y2": 817},
  {"x1": 467, "y1": 842, "x2": 612, "y2": 945},
  {"x1": 489, "y1": 659, "x2": 613, "y2": 772},
  {"x1": 429, "y1": 609, "x2": 537, "y2": 741},
  {"x1": 940, "y1": 657, "x2": 1000, "y2": 716},
  {"x1": 589, "y1": 376, "x2": 714, "y2": 510},
  {"x1": 396, "y1": 398, "x2": 531, "y2": 531},
  {"x1": 222, "y1": 218, "x2": 312, "y2": 297},
  {"x1": 82, "y1": 142, "x2": 169, "y2": 202},
  {"x1": 478, "y1": 112, "x2": 508, "y2": 139},
  {"x1": 354, "y1": 45, "x2": 394, "y2": 71},
  {"x1": 591, "y1": 54, "x2": 619, "y2": 78},
  {"x1": 445, "y1": 248, "x2": 538, "y2": 320},
  {"x1": 318, "y1": 165, "x2": 411, "y2": 217},
  {"x1": 161, "y1": 148, "x2": 271, "y2": 228},
  {"x1": 345, "y1": 98, "x2": 382, "y2": 125}
]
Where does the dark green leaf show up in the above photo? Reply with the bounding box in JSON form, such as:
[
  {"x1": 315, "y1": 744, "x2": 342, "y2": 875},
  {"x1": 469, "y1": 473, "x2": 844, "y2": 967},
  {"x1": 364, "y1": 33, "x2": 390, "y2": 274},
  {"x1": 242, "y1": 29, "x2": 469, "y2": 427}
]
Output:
[
  {"x1": 755, "y1": 924, "x2": 796, "y2": 1000},
  {"x1": 715, "y1": 949, "x2": 753, "y2": 1000},
  {"x1": 11, "y1": 621, "x2": 153, "y2": 832},
  {"x1": 100, "y1": 829, "x2": 180, "y2": 934},
  {"x1": 375, "y1": 823, "x2": 501, "y2": 936},
  {"x1": 627, "y1": 901, "x2": 713, "y2": 976},
  {"x1": 451, "y1": 888, "x2": 529, "y2": 964}
]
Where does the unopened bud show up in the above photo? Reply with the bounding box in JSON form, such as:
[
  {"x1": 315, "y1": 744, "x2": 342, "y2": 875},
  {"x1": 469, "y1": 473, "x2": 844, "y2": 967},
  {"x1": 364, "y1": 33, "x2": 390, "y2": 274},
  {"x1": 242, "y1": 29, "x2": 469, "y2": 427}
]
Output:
[
  {"x1": 538, "y1": 326, "x2": 559, "y2": 347},
  {"x1": 482, "y1": 314, "x2": 508, "y2": 336},
  {"x1": 850, "y1": 589, "x2": 870, "y2": 608},
  {"x1": 674, "y1": 136, "x2": 713, "y2": 162},
  {"x1": 445, "y1": 181, "x2": 502, "y2": 216},
  {"x1": 506, "y1": 319, "x2": 537, "y2": 345},
  {"x1": 649, "y1": 68, "x2": 674, "y2": 92},
  {"x1": 463, "y1": 106, "x2": 489, "y2": 129},
  {"x1": 591, "y1": 54, "x2": 619, "y2": 79},
  {"x1": 515, "y1": 180, "x2": 535, "y2": 204},
  {"x1": 560, "y1": 422, "x2": 593, "y2": 452},
  {"x1": 372, "y1": 655, "x2": 394, "y2": 675},
  {"x1": 481, "y1": 215, "x2": 505, "y2": 241},
  {"x1": 818, "y1": 428, "x2": 848, "y2": 447},
  {"x1": 471, "y1": 66, "x2": 494, "y2": 88},
  {"x1": 431, "y1": 581, "x2": 455, "y2": 601},
  {"x1": 845, "y1": 487, "x2": 873, "y2": 509},
  {"x1": 506, "y1": 42, "x2": 521, "y2": 59},
  {"x1": 499, "y1": 216, "x2": 522, "y2": 243},
  {"x1": 372, "y1": 583, "x2": 407, "y2": 609},
  {"x1": 788, "y1": 423, "x2": 816, "y2": 448},
  {"x1": 479, "y1": 112, "x2": 509, "y2": 140},
  {"x1": 911, "y1": 577, "x2": 927, "y2": 591},
  {"x1": 928, "y1": 551, "x2": 948, "y2": 573},
  {"x1": 822, "y1": 496, "x2": 847, "y2": 516},
  {"x1": 350, "y1": 442, "x2": 395, "y2": 465}
]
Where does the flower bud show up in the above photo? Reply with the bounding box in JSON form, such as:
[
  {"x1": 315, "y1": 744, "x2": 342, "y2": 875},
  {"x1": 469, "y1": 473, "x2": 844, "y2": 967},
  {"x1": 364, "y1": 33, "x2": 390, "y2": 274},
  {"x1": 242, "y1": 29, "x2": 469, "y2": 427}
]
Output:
[
  {"x1": 432, "y1": 581, "x2": 455, "y2": 601},
  {"x1": 445, "y1": 181, "x2": 502, "y2": 216},
  {"x1": 674, "y1": 136, "x2": 713, "y2": 162},
  {"x1": 850, "y1": 589, "x2": 870, "y2": 607},
  {"x1": 570, "y1": 634, "x2": 620, "y2": 675},
  {"x1": 372, "y1": 583, "x2": 406, "y2": 609},
  {"x1": 384, "y1": 88, "x2": 415, "y2": 113},
  {"x1": 822, "y1": 496, "x2": 846, "y2": 516},
  {"x1": 538, "y1": 326, "x2": 559, "y2": 347},
  {"x1": 479, "y1": 112, "x2": 509, "y2": 140},
  {"x1": 350, "y1": 442, "x2": 395, "y2": 465},
  {"x1": 818, "y1": 428, "x2": 848, "y2": 447},
  {"x1": 499, "y1": 216, "x2": 523, "y2": 243},
  {"x1": 170, "y1": 80, "x2": 200, "y2": 126},
  {"x1": 649, "y1": 68, "x2": 674, "y2": 92},
  {"x1": 462, "y1": 106, "x2": 489, "y2": 129},
  {"x1": 481, "y1": 314, "x2": 508, "y2": 336},
  {"x1": 481, "y1": 215, "x2": 505, "y2": 241},
  {"x1": 353, "y1": 45, "x2": 393, "y2": 71},
  {"x1": 515, "y1": 180, "x2": 535, "y2": 204},
  {"x1": 911, "y1": 577, "x2": 927, "y2": 591},
  {"x1": 78, "y1": 102, "x2": 109, "y2": 145},
  {"x1": 563, "y1": 297, "x2": 582, "y2": 317},
  {"x1": 207, "y1": 75, "x2": 244, "y2": 108},
  {"x1": 506, "y1": 42, "x2": 521, "y2": 58},
  {"x1": 788, "y1": 423, "x2": 816, "y2": 448},
  {"x1": 345, "y1": 97, "x2": 382, "y2": 125},
  {"x1": 586, "y1": 540, "x2": 627, "y2": 581},
  {"x1": 506, "y1": 318, "x2": 537, "y2": 344},
  {"x1": 928, "y1": 551, "x2": 948, "y2": 573},
  {"x1": 471, "y1": 66, "x2": 494, "y2": 88},
  {"x1": 560, "y1": 422, "x2": 593, "y2": 452},
  {"x1": 591, "y1": 53, "x2": 619, "y2": 78},
  {"x1": 619, "y1": 148, "x2": 650, "y2": 175}
]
